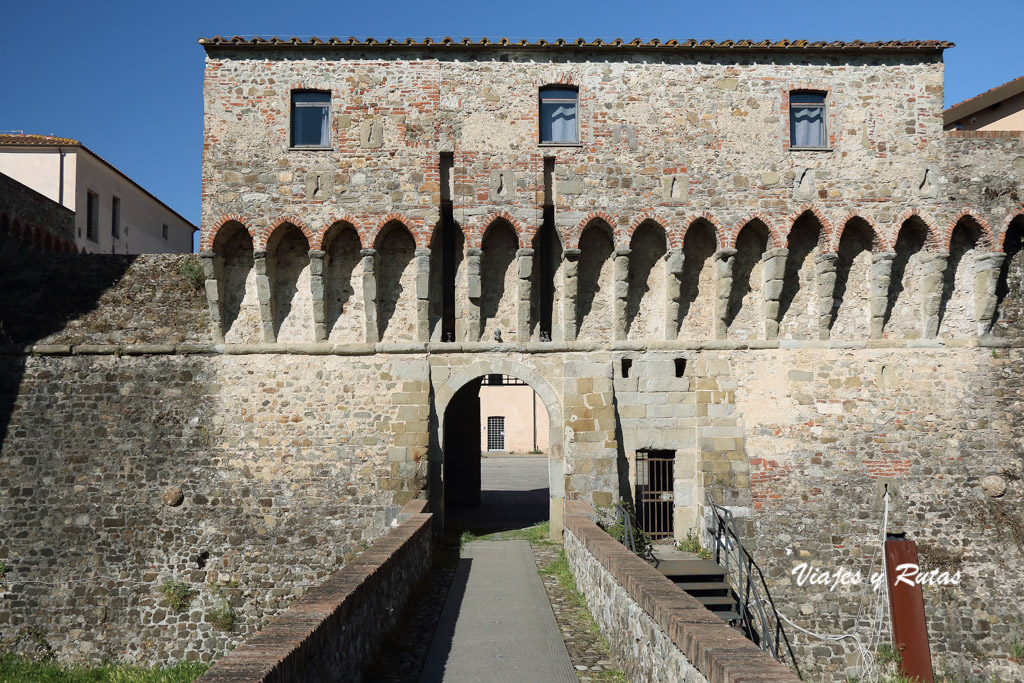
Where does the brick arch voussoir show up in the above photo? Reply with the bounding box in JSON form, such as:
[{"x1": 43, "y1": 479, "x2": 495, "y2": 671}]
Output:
[
  {"x1": 320, "y1": 213, "x2": 364, "y2": 251},
  {"x1": 480, "y1": 211, "x2": 526, "y2": 249},
  {"x1": 263, "y1": 215, "x2": 314, "y2": 252},
  {"x1": 946, "y1": 209, "x2": 996, "y2": 252},
  {"x1": 786, "y1": 205, "x2": 835, "y2": 249},
  {"x1": 679, "y1": 212, "x2": 723, "y2": 251},
  {"x1": 205, "y1": 214, "x2": 253, "y2": 252},
  {"x1": 835, "y1": 213, "x2": 888, "y2": 252},
  {"x1": 372, "y1": 213, "x2": 421, "y2": 250},
  {"x1": 732, "y1": 213, "x2": 779, "y2": 249},
  {"x1": 627, "y1": 210, "x2": 670, "y2": 245},
  {"x1": 893, "y1": 208, "x2": 941, "y2": 252},
  {"x1": 575, "y1": 212, "x2": 619, "y2": 249}
]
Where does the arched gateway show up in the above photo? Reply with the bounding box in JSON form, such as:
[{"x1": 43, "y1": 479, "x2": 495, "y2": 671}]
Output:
[{"x1": 432, "y1": 359, "x2": 565, "y2": 539}]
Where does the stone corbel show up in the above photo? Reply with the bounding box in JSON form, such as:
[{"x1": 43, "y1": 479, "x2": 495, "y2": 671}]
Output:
[
  {"x1": 814, "y1": 252, "x2": 838, "y2": 341},
  {"x1": 613, "y1": 248, "x2": 631, "y2": 341},
  {"x1": 415, "y1": 248, "x2": 431, "y2": 342},
  {"x1": 975, "y1": 252, "x2": 1006, "y2": 336},
  {"x1": 919, "y1": 252, "x2": 948, "y2": 338},
  {"x1": 360, "y1": 249, "x2": 379, "y2": 343},
  {"x1": 200, "y1": 250, "x2": 224, "y2": 343},
  {"x1": 713, "y1": 248, "x2": 737, "y2": 340},
  {"x1": 516, "y1": 248, "x2": 534, "y2": 342},
  {"x1": 308, "y1": 250, "x2": 327, "y2": 342},
  {"x1": 762, "y1": 247, "x2": 788, "y2": 340},
  {"x1": 465, "y1": 247, "x2": 482, "y2": 342},
  {"x1": 253, "y1": 250, "x2": 276, "y2": 343},
  {"x1": 665, "y1": 248, "x2": 684, "y2": 341},
  {"x1": 869, "y1": 252, "x2": 896, "y2": 339},
  {"x1": 562, "y1": 248, "x2": 581, "y2": 341}
]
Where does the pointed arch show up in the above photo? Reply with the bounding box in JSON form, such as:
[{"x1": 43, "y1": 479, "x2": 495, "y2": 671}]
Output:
[
  {"x1": 830, "y1": 217, "x2": 876, "y2": 339},
  {"x1": 372, "y1": 213, "x2": 422, "y2": 249},
  {"x1": 204, "y1": 213, "x2": 253, "y2": 252},
  {"x1": 625, "y1": 220, "x2": 667, "y2": 340},
  {"x1": 681, "y1": 214, "x2": 723, "y2": 251},
  {"x1": 213, "y1": 218, "x2": 260, "y2": 344},
  {"x1": 677, "y1": 217, "x2": 718, "y2": 340},
  {"x1": 938, "y1": 215, "x2": 984, "y2": 337},
  {"x1": 832, "y1": 215, "x2": 884, "y2": 252},
  {"x1": 778, "y1": 210, "x2": 826, "y2": 340},
  {"x1": 376, "y1": 219, "x2": 418, "y2": 342},
  {"x1": 945, "y1": 210, "x2": 995, "y2": 252},
  {"x1": 884, "y1": 215, "x2": 930, "y2": 337},
  {"x1": 317, "y1": 213, "x2": 364, "y2": 250},
  {"x1": 577, "y1": 218, "x2": 616, "y2": 340},
  {"x1": 573, "y1": 212, "x2": 618, "y2": 249},
  {"x1": 264, "y1": 216, "x2": 314, "y2": 252},
  {"x1": 627, "y1": 210, "x2": 669, "y2": 244},
  {"x1": 479, "y1": 211, "x2": 525, "y2": 249},
  {"x1": 786, "y1": 205, "x2": 835, "y2": 249},
  {"x1": 729, "y1": 213, "x2": 781, "y2": 249},
  {"x1": 480, "y1": 219, "x2": 520, "y2": 342},
  {"x1": 726, "y1": 219, "x2": 770, "y2": 340}
]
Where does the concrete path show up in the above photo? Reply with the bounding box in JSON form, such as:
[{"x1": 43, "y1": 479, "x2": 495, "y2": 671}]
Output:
[{"x1": 419, "y1": 540, "x2": 576, "y2": 683}]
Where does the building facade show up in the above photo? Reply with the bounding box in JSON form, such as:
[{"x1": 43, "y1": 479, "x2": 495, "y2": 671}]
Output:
[
  {"x1": 0, "y1": 134, "x2": 195, "y2": 254},
  {"x1": 945, "y1": 74, "x2": 1024, "y2": 131},
  {"x1": 0, "y1": 36, "x2": 1022, "y2": 682}
]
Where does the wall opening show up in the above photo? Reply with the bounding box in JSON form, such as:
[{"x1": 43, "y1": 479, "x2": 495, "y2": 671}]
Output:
[
  {"x1": 938, "y1": 216, "x2": 981, "y2": 337},
  {"x1": 268, "y1": 224, "x2": 312, "y2": 342},
  {"x1": 884, "y1": 217, "x2": 928, "y2": 337},
  {"x1": 436, "y1": 152, "x2": 458, "y2": 341},
  {"x1": 324, "y1": 223, "x2": 365, "y2": 342},
  {"x1": 532, "y1": 157, "x2": 560, "y2": 341},
  {"x1": 626, "y1": 221, "x2": 667, "y2": 340},
  {"x1": 779, "y1": 211, "x2": 823, "y2": 340},
  {"x1": 480, "y1": 221, "x2": 518, "y2": 343},
  {"x1": 831, "y1": 218, "x2": 874, "y2": 340},
  {"x1": 621, "y1": 358, "x2": 632, "y2": 378},
  {"x1": 376, "y1": 222, "x2": 417, "y2": 342},
  {"x1": 443, "y1": 372, "x2": 552, "y2": 534},
  {"x1": 678, "y1": 219, "x2": 716, "y2": 339},
  {"x1": 993, "y1": 216, "x2": 1024, "y2": 336},
  {"x1": 214, "y1": 221, "x2": 260, "y2": 343},
  {"x1": 636, "y1": 450, "x2": 675, "y2": 541},
  {"x1": 674, "y1": 358, "x2": 686, "y2": 378},
  {"x1": 726, "y1": 221, "x2": 768, "y2": 341},
  {"x1": 577, "y1": 220, "x2": 615, "y2": 340}
]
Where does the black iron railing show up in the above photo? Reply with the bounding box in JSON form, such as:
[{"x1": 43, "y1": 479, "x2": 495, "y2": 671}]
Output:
[{"x1": 704, "y1": 491, "x2": 802, "y2": 677}]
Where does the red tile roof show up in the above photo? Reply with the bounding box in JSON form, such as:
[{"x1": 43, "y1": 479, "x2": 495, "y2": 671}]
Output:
[
  {"x1": 944, "y1": 75, "x2": 1024, "y2": 125},
  {"x1": 199, "y1": 36, "x2": 953, "y2": 51}
]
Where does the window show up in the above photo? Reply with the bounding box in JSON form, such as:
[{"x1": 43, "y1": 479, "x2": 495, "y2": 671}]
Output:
[
  {"x1": 291, "y1": 91, "x2": 331, "y2": 148},
  {"x1": 790, "y1": 92, "x2": 827, "y2": 149},
  {"x1": 86, "y1": 190, "x2": 99, "y2": 241},
  {"x1": 539, "y1": 86, "x2": 579, "y2": 144},
  {"x1": 111, "y1": 196, "x2": 120, "y2": 238},
  {"x1": 487, "y1": 416, "x2": 506, "y2": 452},
  {"x1": 162, "y1": 224, "x2": 168, "y2": 240}
]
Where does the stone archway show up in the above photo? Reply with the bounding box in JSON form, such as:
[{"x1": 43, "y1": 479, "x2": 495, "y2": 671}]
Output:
[{"x1": 433, "y1": 359, "x2": 565, "y2": 539}]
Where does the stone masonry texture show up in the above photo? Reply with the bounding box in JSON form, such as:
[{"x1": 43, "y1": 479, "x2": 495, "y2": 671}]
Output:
[{"x1": 0, "y1": 39, "x2": 1022, "y2": 682}]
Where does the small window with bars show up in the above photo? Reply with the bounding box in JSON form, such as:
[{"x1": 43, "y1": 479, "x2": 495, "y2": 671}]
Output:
[
  {"x1": 487, "y1": 416, "x2": 506, "y2": 452},
  {"x1": 636, "y1": 450, "x2": 675, "y2": 541}
]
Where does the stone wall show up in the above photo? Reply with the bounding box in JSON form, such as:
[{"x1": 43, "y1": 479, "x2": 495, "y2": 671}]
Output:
[
  {"x1": 0, "y1": 171, "x2": 75, "y2": 253},
  {"x1": 196, "y1": 502, "x2": 432, "y2": 683}
]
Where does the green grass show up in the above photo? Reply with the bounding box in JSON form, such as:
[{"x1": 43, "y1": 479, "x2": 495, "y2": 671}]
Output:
[
  {"x1": 539, "y1": 548, "x2": 588, "y2": 611},
  {"x1": 0, "y1": 656, "x2": 208, "y2": 683}
]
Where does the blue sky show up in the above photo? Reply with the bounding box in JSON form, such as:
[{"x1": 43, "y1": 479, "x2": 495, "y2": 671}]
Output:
[{"x1": 3, "y1": 0, "x2": 1021, "y2": 252}]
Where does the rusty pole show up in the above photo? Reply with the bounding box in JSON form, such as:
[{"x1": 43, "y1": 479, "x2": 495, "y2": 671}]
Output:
[{"x1": 884, "y1": 538, "x2": 934, "y2": 682}]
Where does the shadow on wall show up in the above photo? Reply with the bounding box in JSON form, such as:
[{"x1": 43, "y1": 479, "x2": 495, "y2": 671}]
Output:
[{"x1": 0, "y1": 252, "x2": 137, "y2": 442}]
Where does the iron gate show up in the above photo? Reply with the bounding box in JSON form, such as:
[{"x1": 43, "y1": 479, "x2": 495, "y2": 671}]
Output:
[
  {"x1": 487, "y1": 416, "x2": 505, "y2": 451},
  {"x1": 636, "y1": 450, "x2": 674, "y2": 540}
]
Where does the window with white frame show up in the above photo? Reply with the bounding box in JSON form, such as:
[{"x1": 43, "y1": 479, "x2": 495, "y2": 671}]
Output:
[
  {"x1": 487, "y1": 416, "x2": 506, "y2": 452},
  {"x1": 539, "y1": 86, "x2": 579, "y2": 144},
  {"x1": 291, "y1": 91, "x2": 331, "y2": 148},
  {"x1": 790, "y1": 92, "x2": 828, "y2": 149}
]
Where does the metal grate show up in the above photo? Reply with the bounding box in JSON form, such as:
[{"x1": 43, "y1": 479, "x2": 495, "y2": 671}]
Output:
[
  {"x1": 487, "y1": 416, "x2": 505, "y2": 451},
  {"x1": 636, "y1": 450, "x2": 674, "y2": 541}
]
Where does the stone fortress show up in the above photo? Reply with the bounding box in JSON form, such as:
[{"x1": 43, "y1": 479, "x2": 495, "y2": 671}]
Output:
[{"x1": 1, "y1": 36, "x2": 1022, "y2": 681}]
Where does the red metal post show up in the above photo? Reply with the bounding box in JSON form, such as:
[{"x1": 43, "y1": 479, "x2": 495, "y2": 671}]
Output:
[{"x1": 884, "y1": 539, "x2": 934, "y2": 682}]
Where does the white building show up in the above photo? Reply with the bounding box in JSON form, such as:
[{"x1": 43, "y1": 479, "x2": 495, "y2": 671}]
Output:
[{"x1": 0, "y1": 134, "x2": 195, "y2": 254}]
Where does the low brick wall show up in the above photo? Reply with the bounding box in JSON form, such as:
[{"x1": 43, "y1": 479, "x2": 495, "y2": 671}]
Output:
[
  {"x1": 564, "y1": 501, "x2": 800, "y2": 683},
  {"x1": 198, "y1": 501, "x2": 432, "y2": 682}
]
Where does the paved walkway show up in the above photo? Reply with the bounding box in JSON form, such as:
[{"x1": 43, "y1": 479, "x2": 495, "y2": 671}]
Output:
[
  {"x1": 445, "y1": 456, "x2": 549, "y2": 532},
  {"x1": 419, "y1": 539, "x2": 576, "y2": 683}
]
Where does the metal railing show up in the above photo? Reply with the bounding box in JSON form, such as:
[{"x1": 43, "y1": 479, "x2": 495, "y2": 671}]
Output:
[
  {"x1": 611, "y1": 501, "x2": 653, "y2": 560},
  {"x1": 704, "y1": 491, "x2": 802, "y2": 677}
]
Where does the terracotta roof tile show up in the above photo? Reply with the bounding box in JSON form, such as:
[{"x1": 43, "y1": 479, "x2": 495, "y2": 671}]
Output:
[
  {"x1": 198, "y1": 36, "x2": 954, "y2": 51},
  {"x1": 0, "y1": 134, "x2": 81, "y2": 147}
]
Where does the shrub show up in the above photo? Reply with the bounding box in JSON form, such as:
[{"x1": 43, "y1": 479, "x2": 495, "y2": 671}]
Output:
[{"x1": 160, "y1": 580, "x2": 197, "y2": 613}]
